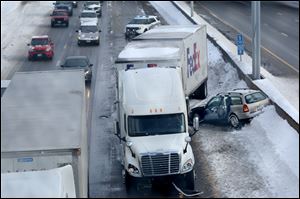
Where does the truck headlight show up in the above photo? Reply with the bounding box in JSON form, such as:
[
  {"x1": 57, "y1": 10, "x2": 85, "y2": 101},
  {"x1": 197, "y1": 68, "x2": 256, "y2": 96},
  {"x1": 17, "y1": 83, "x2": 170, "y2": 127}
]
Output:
[
  {"x1": 45, "y1": 47, "x2": 51, "y2": 52},
  {"x1": 182, "y1": 158, "x2": 193, "y2": 172},
  {"x1": 128, "y1": 164, "x2": 139, "y2": 174}
]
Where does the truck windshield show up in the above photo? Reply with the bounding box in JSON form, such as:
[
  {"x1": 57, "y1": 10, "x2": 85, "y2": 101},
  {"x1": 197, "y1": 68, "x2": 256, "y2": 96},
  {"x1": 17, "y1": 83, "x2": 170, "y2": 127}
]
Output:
[{"x1": 128, "y1": 113, "x2": 185, "y2": 137}]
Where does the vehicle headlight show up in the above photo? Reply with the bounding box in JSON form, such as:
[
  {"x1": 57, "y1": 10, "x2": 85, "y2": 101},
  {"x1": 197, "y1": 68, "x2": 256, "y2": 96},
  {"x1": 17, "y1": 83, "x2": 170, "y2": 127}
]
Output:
[
  {"x1": 182, "y1": 158, "x2": 193, "y2": 172},
  {"x1": 94, "y1": 36, "x2": 99, "y2": 40},
  {"x1": 45, "y1": 47, "x2": 51, "y2": 52},
  {"x1": 128, "y1": 164, "x2": 139, "y2": 174}
]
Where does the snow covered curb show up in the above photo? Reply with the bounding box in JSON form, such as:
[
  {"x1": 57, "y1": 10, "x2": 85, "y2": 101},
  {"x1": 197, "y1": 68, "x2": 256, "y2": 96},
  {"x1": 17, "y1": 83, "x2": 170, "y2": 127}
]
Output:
[{"x1": 172, "y1": 1, "x2": 299, "y2": 130}]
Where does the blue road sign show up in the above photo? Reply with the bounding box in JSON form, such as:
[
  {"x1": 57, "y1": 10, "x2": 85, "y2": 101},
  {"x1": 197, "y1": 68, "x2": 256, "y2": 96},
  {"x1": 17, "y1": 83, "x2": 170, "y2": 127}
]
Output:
[
  {"x1": 237, "y1": 34, "x2": 244, "y2": 45},
  {"x1": 236, "y1": 34, "x2": 244, "y2": 55}
]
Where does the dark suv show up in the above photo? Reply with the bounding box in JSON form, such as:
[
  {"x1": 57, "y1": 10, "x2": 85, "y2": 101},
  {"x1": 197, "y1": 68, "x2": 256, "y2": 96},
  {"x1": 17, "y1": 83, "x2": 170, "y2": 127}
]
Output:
[
  {"x1": 50, "y1": 9, "x2": 69, "y2": 27},
  {"x1": 54, "y1": 3, "x2": 73, "y2": 16}
]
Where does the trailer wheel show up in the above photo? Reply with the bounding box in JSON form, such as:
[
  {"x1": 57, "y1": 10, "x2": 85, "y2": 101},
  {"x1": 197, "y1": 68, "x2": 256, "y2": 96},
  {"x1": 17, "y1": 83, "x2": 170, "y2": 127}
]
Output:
[{"x1": 198, "y1": 80, "x2": 207, "y2": 99}]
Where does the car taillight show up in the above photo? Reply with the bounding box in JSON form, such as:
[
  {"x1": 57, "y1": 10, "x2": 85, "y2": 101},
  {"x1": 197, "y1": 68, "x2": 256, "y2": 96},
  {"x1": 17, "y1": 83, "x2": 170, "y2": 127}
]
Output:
[
  {"x1": 147, "y1": 64, "x2": 157, "y2": 68},
  {"x1": 243, "y1": 104, "x2": 249, "y2": 112}
]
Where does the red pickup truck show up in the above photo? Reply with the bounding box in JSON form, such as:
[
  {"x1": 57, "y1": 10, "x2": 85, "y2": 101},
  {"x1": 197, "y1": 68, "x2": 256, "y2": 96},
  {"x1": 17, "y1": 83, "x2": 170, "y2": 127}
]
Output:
[
  {"x1": 50, "y1": 9, "x2": 69, "y2": 27},
  {"x1": 27, "y1": 35, "x2": 54, "y2": 61}
]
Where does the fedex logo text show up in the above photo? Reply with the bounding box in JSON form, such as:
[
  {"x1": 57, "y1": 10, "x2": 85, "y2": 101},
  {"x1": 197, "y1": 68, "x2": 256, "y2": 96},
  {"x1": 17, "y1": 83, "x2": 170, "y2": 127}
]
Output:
[{"x1": 187, "y1": 43, "x2": 200, "y2": 77}]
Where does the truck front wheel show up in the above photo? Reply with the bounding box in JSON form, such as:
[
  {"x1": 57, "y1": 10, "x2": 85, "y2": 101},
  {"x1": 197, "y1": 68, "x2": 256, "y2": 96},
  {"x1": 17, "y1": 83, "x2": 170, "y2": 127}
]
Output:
[
  {"x1": 125, "y1": 171, "x2": 132, "y2": 192},
  {"x1": 184, "y1": 169, "x2": 195, "y2": 190}
]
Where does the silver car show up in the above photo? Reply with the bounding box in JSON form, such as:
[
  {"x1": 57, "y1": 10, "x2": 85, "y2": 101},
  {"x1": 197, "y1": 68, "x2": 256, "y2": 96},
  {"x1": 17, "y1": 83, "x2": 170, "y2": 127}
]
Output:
[
  {"x1": 189, "y1": 88, "x2": 270, "y2": 129},
  {"x1": 76, "y1": 21, "x2": 101, "y2": 46}
]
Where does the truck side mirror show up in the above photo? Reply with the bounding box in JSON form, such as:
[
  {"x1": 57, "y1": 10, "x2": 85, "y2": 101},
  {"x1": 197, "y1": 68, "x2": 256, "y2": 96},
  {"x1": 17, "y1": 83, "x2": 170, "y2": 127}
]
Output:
[
  {"x1": 193, "y1": 116, "x2": 199, "y2": 132},
  {"x1": 114, "y1": 121, "x2": 120, "y2": 136},
  {"x1": 27, "y1": 43, "x2": 30, "y2": 46},
  {"x1": 76, "y1": 30, "x2": 79, "y2": 32},
  {"x1": 183, "y1": 136, "x2": 191, "y2": 154},
  {"x1": 89, "y1": 64, "x2": 93, "y2": 67}
]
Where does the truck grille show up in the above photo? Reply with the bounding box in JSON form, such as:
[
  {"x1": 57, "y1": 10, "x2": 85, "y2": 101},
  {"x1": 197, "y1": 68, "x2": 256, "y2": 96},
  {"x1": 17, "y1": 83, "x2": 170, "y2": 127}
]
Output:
[{"x1": 141, "y1": 153, "x2": 180, "y2": 176}]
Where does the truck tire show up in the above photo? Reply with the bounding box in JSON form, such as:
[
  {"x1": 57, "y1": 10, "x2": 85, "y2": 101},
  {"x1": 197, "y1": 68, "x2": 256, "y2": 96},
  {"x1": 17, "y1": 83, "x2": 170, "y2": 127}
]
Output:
[
  {"x1": 125, "y1": 171, "x2": 132, "y2": 192},
  {"x1": 51, "y1": 22, "x2": 55, "y2": 27},
  {"x1": 66, "y1": 22, "x2": 69, "y2": 27},
  {"x1": 198, "y1": 80, "x2": 207, "y2": 99},
  {"x1": 192, "y1": 80, "x2": 207, "y2": 99},
  {"x1": 184, "y1": 169, "x2": 195, "y2": 190}
]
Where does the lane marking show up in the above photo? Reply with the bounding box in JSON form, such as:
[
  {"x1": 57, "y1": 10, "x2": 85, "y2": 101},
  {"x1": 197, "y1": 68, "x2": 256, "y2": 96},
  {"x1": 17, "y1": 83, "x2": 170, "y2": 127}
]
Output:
[
  {"x1": 200, "y1": 3, "x2": 299, "y2": 73},
  {"x1": 280, "y1": 32, "x2": 288, "y2": 37},
  {"x1": 56, "y1": 60, "x2": 60, "y2": 67},
  {"x1": 64, "y1": 44, "x2": 67, "y2": 49}
]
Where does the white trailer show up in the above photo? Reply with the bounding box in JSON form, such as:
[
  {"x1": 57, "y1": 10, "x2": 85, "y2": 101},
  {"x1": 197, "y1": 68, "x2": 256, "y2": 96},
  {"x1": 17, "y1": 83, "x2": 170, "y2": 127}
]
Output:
[
  {"x1": 116, "y1": 25, "x2": 208, "y2": 99},
  {"x1": 114, "y1": 67, "x2": 199, "y2": 191},
  {"x1": 1, "y1": 165, "x2": 76, "y2": 198},
  {"x1": 1, "y1": 70, "x2": 88, "y2": 197}
]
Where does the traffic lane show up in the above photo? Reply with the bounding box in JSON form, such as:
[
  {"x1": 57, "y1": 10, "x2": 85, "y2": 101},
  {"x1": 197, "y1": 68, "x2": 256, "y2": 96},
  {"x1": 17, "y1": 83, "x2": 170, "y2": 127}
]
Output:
[
  {"x1": 18, "y1": 2, "x2": 83, "y2": 72},
  {"x1": 88, "y1": 1, "x2": 182, "y2": 197},
  {"x1": 198, "y1": 1, "x2": 299, "y2": 72}
]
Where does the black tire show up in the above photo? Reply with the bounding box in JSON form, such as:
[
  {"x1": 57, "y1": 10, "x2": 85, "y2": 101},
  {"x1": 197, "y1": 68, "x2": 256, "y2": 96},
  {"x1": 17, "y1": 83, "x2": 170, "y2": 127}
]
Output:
[
  {"x1": 177, "y1": 170, "x2": 195, "y2": 191},
  {"x1": 191, "y1": 80, "x2": 207, "y2": 100},
  {"x1": 78, "y1": 41, "x2": 81, "y2": 46},
  {"x1": 229, "y1": 114, "x2": 241, "y2": 129},
  {"x1": 125, "y1": 171, "x2": 132, "y2": 192},
  {"x1": 185, "y1": 170, "x2": 195, "y2": 190},
  {"x1": 66, "y1": 22, "x2": 69, "y2": 27},
  {"x1": 51, "y1": 22, "x2": 55, "y2": 27},
  {"x1": 28, "y1": 57, "x2": 32, "y2": 61}
]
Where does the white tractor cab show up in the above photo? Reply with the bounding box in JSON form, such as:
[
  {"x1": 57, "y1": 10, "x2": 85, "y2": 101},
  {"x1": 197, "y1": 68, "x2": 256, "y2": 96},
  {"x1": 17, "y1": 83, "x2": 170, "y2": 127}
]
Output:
[
  {"x1": 76, "y1": 21, "x2": 101, "y2": 46},
  {"x1": 114, "y1": 67, "x2": 200, "y2": 192},
  {"x1": 1, "y1": 165, "x2": 76, "y2": 198}
]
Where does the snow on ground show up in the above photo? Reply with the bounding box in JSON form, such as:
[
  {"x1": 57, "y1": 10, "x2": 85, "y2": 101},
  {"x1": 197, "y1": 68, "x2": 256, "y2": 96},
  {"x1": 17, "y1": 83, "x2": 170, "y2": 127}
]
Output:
[
  {"x1": 151, "y1": 1, "x2": 299, "y2": 197},
  {"x1": 1, "y1": 1, "x2": 54, "y2": 79}
]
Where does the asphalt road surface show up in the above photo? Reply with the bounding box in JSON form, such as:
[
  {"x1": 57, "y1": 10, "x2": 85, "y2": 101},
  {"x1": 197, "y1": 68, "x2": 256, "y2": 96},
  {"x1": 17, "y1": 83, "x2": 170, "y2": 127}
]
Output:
[{"x1": 194, "y1": 1, "x2": 299, "y2": 77}]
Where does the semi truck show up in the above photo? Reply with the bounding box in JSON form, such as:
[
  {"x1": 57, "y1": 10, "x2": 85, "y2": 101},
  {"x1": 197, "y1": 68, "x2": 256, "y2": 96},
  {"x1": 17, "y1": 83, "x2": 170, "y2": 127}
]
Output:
[
  {"x1": 1, "y1": 70, "x2": 88, "y2": 197},
  {"x1": 1, "y1": 165, "x2": 76, "y2": 198},
  {"x1": 114, "y1": 67, "x2": 199, "y2": 191},
  {"x1": 115, "y1": 25, "x2": 208, "y2": 100}
]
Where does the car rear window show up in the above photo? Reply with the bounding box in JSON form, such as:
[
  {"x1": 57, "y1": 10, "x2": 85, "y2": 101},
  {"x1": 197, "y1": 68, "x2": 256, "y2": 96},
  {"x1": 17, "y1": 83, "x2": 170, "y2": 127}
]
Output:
[
  {"x1": 53, "y1": 11, "x2": 67, "y2": 16},
  {"x1": 245, "y1": 92, "x2": 267, "y2": 104},
  {"x1": 31, "y1": 39, "x2": 48, "y2": 46},
  {"x1": 81, "y1": 12, "x2": 97, "y2": 18}
]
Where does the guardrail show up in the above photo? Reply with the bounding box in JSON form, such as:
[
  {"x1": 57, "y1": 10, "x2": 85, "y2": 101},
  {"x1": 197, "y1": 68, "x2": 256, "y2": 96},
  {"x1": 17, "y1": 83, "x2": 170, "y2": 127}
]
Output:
[{"x1": 171, "y1": 1, "x2": 299, "y2": 132}]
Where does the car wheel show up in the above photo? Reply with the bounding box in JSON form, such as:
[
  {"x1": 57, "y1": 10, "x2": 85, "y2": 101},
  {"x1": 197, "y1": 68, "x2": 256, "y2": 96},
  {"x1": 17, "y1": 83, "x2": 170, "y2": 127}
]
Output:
[
  {"x1": 28, "y1": 57, "x2": 32, "y2": 61},
  {"x1": 66, "y1": 22, "x2": 69, "y2": 27},
  {"x1": 78, "y1": 41, "x2": 81, "y2": 46},
  {"x1": 229, "y1": 114, "x2": 240, "y2": 129},
  {"x1": 51, "y1": 22, "x2": 55, "y2": 27}
]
